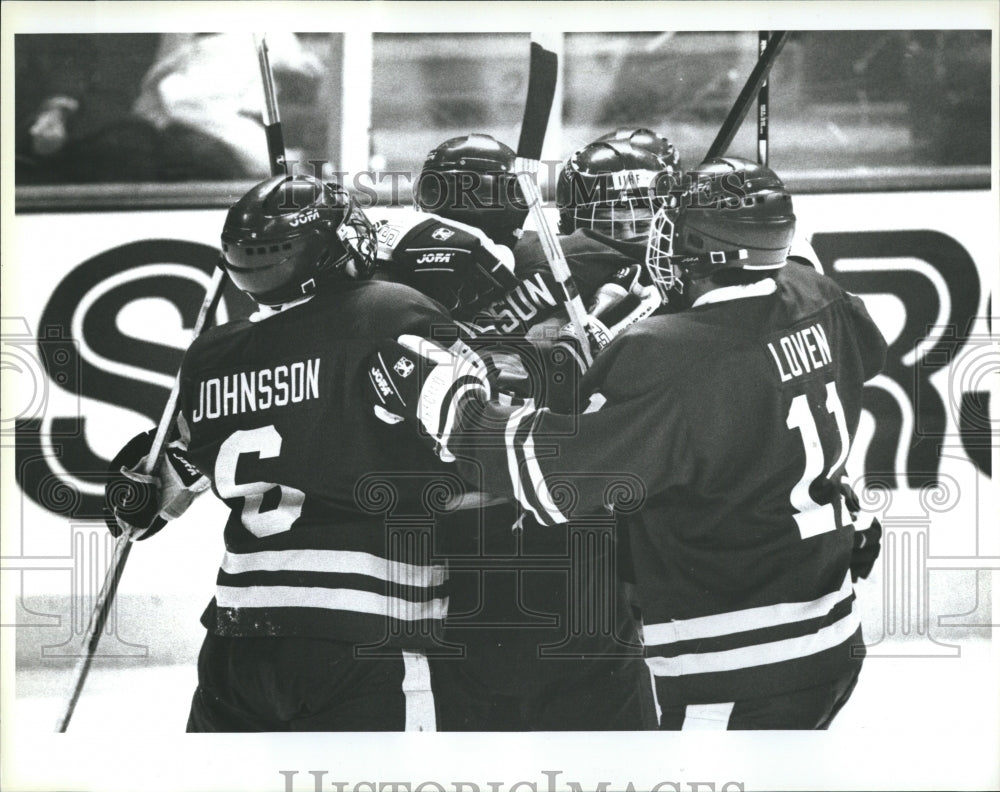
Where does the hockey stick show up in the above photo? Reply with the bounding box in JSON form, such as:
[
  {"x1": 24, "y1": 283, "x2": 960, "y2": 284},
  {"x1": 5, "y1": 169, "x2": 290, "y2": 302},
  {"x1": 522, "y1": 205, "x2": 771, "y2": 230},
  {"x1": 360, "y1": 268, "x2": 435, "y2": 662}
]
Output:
[
  {"x1": 54, "y1": 277, "x2": 224, "y2": 733},
  {"x1": 55, "y1": 34, "x2": 287, "y2": 732},
  {"x1": 757, "y1": 31, "x2": 771, "y2": 165},
  {"x1": 254, "y1": 33, "x2": 288, "y2": 177},
  {"x1": 705, "y1": 31, "x2": 788, "y2": 160},
  {"x1": 513, "y1": 39, "x2": 594, "y2": 367}
]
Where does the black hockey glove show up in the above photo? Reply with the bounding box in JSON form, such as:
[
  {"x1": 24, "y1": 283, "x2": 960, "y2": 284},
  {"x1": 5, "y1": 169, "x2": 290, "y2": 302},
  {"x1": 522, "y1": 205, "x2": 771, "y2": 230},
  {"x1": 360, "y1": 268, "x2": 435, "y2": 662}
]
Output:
[
  {"x1": 103, "y1": 429, "x2": 210, "y2": 541},
  {"x1": 851, "y1": 518, "x2": 883, "y2": 582},
  {"x1": 840, "y1": 481, "x2": 882, "y2": 582},
  {"x1": 366, "y1": 335, "x2": 491, "y2": 462},
  {"x1": 556, "y1": 264, "x2": 662, "y2": 370}
]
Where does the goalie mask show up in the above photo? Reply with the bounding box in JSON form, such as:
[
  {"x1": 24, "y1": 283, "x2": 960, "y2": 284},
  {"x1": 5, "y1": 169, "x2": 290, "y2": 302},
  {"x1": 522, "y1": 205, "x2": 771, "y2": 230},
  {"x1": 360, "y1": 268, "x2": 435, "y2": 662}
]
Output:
[
  {"x1": 221, "y1": 175, "x2": 376, "y2": 306},
  {"x1": 415, "y1": 133, "x2": 528, "y2": 249},
  {"x1": 645, "y1": 156, "x2": 796, "y2": 303},
  {"x1": 557, "y1": 130, "x2": 682, "y2": 240}
]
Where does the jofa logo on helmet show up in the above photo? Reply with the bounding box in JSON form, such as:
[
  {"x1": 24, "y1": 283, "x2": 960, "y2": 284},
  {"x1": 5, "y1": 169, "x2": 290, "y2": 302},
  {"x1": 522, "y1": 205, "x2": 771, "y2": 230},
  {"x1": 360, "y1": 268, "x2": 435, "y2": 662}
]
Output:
[
  {"x1": 393, "y1": 356, "x2": 415, "y2": 378},
  {"x1": 416, "y1": 252, "x2": 455, "y2": 265},
  {"x1": 289, "y1": 209, "x2": 321, "y2": 227},
  {"x1": 431, "y1": 227, "x2": 455, "y2": 241}
]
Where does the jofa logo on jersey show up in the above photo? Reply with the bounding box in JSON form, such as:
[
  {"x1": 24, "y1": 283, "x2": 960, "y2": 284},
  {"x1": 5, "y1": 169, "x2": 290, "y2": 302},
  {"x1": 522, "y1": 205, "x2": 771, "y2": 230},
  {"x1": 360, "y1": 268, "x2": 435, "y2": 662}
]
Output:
[
  {"x1": 393, "y1": 356, "x2": 415, "y2": 378},
  {"x1": 431, "y1": 227, "x2": 455, "y2": 241},
  {"x1": 289, "y1": 209, "x2": 320, "y2": 227},
  {"x1": 416, "y1": 252, "x2": 455, "y2": 265},
  {"x1": 370, "y1": 365, "x2": 394, "y2": 397}
]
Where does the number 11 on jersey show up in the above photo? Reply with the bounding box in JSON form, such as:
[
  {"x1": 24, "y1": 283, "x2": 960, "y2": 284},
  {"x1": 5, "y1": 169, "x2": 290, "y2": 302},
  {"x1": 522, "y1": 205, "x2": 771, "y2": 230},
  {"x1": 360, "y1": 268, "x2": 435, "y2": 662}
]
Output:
[{"x1": 786, "y1": 381, "x2": 851, "y2": 540}]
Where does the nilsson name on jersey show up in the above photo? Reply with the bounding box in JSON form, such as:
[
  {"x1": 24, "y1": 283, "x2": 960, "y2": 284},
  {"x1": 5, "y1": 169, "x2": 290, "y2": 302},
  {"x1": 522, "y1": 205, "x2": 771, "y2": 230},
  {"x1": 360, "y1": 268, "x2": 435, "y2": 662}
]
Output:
[
  {"x1": 767, "y1": 323, "x2": 832, "y2": 381},
  {"x1": 191, "y1": 358, "x2": 321, "y2": 422},
  {"x1": 489, "y1": 272, "x2": 558, "y2": 333}
]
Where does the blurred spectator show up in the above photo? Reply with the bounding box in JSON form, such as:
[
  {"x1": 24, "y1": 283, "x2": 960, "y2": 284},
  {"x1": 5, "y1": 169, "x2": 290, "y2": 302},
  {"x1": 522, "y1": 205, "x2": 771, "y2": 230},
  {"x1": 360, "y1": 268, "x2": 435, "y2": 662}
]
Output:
[
  {"x1": 16, "y1": 34, "x2": 161, "y2": 182},
  {"x1": 16, "y1": 33, "x2": 321, "y2": 184},
  {"x1": 133, "y1": 33, "x2": 322, "y2": 179}
]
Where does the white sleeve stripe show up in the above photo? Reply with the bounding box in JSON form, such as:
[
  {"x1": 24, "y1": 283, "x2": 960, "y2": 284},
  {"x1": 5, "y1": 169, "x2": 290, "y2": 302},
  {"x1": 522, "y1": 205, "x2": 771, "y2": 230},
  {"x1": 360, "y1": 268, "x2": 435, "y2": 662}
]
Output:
[
  {"x1": 521, "y1": 410, "x2": 568, "y2": 525},
  {"x1": 438, "y1": 380, "x2": 482, "y2": 452},
  {"x1": 505, "y1": 400, "x2": 544, "y2": 520}
]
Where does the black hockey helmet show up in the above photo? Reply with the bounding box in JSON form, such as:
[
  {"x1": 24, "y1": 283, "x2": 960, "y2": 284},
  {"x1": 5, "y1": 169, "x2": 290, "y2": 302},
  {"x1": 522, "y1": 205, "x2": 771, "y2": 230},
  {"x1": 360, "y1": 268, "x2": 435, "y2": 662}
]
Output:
[
  {"x1": 414, "y1": 133, "x2": 528, "y2": 248},
  {"x1": 645, "y1": 156, "x2": 796, "y2": 301},
  {"x1": 556, "y1": 131, "x2": 682, "y2": 239},
  {"x1": 595, "y1": 127, "x2": 682, "y2": 170},
  {"x1": 221, "y1": 175, "x2": 376, "y2": 306}
]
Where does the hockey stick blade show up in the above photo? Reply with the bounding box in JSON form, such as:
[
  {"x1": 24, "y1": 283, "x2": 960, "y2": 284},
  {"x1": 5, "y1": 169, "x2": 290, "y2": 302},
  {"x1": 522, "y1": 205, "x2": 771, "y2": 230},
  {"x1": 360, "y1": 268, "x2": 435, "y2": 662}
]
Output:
[
  {"x1": 515, "y1": 38, "x2": 593, "y2": 365},
  {"x1": 706, "y1": 30, "x2": 788, "y2": 161},
  {"x1": 517, "y1": 42, "x2": 558, "y2": 160}
]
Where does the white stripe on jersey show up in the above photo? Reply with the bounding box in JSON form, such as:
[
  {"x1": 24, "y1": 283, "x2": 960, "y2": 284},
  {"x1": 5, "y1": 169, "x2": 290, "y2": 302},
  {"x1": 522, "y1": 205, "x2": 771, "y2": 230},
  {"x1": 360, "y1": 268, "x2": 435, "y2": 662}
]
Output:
[
  {"x1": 221, "y1": 549, "x2": 446, "y2": 588},
  {"x1": 645, "y1": 608, "x2": 860, "y2": 677},
  {"x1": 644, "y1": 572, "x2": 854, "y2": 646},
  {"x1": 215, "y1": 585, "x2": 448, "y2": 621},
  {"x1": 503, "y1": 399, "x2": 566, "y2": 526},
  {"x1": 402, "y1": 651, "x2": 436, "y2": 732},
  {"x1": 505, "y1": 400, "x2": 540, "y2": 518},
  {"x1": 521, "y1": 411, "x2": 566, "y2": 526},
  {"x1": 681, "y1": 702, "x2": 735, "y2": 730}
]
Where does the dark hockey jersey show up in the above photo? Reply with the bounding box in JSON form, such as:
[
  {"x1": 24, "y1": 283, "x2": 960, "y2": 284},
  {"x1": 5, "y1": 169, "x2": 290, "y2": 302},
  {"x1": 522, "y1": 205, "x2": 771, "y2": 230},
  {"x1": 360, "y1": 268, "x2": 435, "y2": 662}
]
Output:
[
  {"x1": 471, "y1": 228, "x2": 642, "y2": 336},
  {"x1": 449, "y1": 263, "x2": 887, "y2": 703},
  {"x1": 178, "y1": 280, "x2": 464, "y2": 647}
]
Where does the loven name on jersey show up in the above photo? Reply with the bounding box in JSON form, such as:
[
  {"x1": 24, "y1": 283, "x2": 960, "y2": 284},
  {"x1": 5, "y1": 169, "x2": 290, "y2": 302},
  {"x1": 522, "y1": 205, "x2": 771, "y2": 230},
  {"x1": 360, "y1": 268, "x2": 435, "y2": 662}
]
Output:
[
  {"x1": 766, "y1": 323, "x2": 833, "y2": 382},
  {"x1": 191, "y1": 358, "x2": 321, "y2": 422}
]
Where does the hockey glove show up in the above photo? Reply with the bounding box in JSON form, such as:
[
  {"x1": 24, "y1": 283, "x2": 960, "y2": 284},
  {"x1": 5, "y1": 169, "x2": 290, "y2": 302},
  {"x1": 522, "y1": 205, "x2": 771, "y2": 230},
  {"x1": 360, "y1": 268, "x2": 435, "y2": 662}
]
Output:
[
  {"x1": 103, "y1": 429, "x2": 211, "y2": 541},
  {"x1": 556, "y1": 264, "x2": 662, "y2": 369},
  {"x1": 366, "y1": 335, "x2": 491, "y2": 462},
  {"x1": 851, "y1": 515, "x2": 883, "y2": 583},
  {"x1": 839, "y1": 481, "x2": 882, "y2": 582}
]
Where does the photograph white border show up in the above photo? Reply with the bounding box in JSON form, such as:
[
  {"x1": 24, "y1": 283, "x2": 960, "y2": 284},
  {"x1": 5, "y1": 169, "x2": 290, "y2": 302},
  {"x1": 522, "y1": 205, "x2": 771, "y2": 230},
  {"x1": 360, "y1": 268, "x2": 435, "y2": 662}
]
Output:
[{"x1": 2, "y1": 2, "x2": 998, "y2": 791}]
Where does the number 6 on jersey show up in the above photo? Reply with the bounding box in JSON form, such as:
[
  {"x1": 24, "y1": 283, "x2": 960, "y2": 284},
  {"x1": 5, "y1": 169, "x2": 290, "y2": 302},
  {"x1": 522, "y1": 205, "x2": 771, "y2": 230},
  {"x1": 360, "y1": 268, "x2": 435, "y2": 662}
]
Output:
[{"x1": 216, "y1": 425, "x2": 305, "y2": 537}]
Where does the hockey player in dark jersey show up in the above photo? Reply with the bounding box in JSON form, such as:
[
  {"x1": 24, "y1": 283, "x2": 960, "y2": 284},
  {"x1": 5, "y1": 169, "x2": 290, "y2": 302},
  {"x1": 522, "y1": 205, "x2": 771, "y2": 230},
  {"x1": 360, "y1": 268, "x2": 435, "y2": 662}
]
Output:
[
  {"x1": 366, "y1": 133, "x2": 668, "y2": 731},
  {"x1": 367, "y1": 156, "x2": 888, "y2": 730},
  {"x1": 556, "y1": 127, "x2": 681, "y2": 240},
  {"x1": 414, "y1": 132, "x2": 670, "y2": 340},
  {"x1": 102, "y1": 174, "x2": 508, "y2": 731}
]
